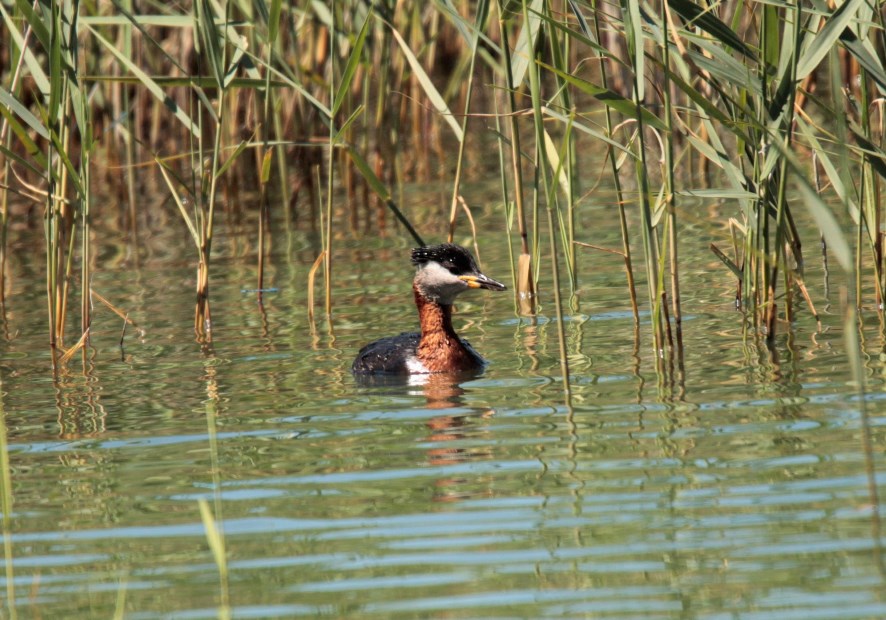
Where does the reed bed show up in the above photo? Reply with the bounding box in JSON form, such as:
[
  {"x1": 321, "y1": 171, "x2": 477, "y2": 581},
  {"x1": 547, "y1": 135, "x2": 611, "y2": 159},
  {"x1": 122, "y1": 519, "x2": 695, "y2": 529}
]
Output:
[{"x1": 0, "y1": 0, "x2": 884, "y2": 374}]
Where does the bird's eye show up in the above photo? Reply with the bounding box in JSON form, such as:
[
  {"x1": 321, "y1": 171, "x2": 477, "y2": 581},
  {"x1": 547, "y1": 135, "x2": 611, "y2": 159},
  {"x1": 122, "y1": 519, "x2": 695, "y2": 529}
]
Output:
[{"x1": 442, "y1": 260, "x2": 458, "y2": 274}]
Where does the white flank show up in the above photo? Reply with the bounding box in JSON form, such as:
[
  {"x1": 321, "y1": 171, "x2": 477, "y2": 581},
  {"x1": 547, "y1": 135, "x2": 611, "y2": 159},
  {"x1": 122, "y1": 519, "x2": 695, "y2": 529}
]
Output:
[{"x1": 405, "y1": 356, "x2": 430, "y2": 374}]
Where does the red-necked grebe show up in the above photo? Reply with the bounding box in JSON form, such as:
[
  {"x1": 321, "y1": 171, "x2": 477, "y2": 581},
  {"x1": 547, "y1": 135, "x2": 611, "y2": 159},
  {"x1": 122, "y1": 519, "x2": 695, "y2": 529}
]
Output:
[{"x1": 352, "y1": 243, "x2": 506, "y2": 375}]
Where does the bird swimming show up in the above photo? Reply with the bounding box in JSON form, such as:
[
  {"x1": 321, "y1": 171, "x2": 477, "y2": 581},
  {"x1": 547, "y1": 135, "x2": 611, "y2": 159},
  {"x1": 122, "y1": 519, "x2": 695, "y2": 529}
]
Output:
[{"x1": 352, "y1": 243, "x2": 506, "y2": 375}]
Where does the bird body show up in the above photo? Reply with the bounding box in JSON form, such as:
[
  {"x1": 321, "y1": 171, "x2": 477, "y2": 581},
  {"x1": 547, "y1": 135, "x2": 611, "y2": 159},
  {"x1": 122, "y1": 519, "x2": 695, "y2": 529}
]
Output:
[{"x1": 352, "y1": 244, "x2": 505, "y2": 375}]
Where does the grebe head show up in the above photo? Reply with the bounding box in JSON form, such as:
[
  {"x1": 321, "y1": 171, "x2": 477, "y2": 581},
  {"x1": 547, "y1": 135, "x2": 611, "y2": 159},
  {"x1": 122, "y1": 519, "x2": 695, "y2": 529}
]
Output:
[{"x1": 411, "y1": 243, "x2": 506, "y2": 305}]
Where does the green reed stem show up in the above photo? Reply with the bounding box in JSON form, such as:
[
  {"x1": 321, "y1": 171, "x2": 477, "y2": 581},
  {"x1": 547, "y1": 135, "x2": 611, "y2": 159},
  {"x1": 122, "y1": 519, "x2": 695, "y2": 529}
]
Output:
[
  {"x1": 46, "y1": 0, "x2": 64, "y2": 357},
  {"x1": 498, "y1": 5, "x2": 535, "y2": 312},
  {"x1": 858, "y1": 70, "x2": 883, "y2": 310},
  {"x1": 448, "y1": 0, "x2": 490, "y2": 243},
  {"x1": 256, "y1": 0, "x2": 277, "y2": 301},
  {"x1": 622, "y1": 0, "x2": 664, "y2": 354},
  {"x1": 76, "y1": 40, "x2": 92, "y2": 344},
  {"x1": 660, "y1": 0, "x2": 682, "y2": 354},
  {"x1": 0, "y1": 12, "x2": 34, "y2": 306},
  {"x1": 521, "y1": 0, "x2": 569, "y2": 393},
  {"x1": 192, "y1": 0, "x2": 234, "y2": 339},
  {"x1": 546, "y1": 201, "x2": 571, "y2": 400},
  {"x1": 492, "y1": 91, "x2": 520, "y2": 312},
  {"x1": 590, "y1": 0, "x2": 639, "y2": 324},
  {"x1": 544, "y1": 10, "x2": 576, "y2": 291},
  {"x1": 324, "y1": 4, "x2": 336, "y2": 317},
  {"x1": 80, "y1": 152, "x2": 90, "y2": 340},
  {"x1": 0, "y1": 373, "x2": 17, "y2": 620}
]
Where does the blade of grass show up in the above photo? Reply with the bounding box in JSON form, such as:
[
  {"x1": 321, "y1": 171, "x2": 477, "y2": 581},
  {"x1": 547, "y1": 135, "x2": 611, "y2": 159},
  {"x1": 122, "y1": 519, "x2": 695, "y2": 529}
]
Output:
[
  {"x1": 195, "y1": 0, "x2": 225, "y2": 88},
  {"x1": 536, "y1": 62, "x2": 667, "y2": 131},
  {"x1": 839, "y1": 30, "x2": 886, "y2": 95},
  {"x1": 87, "y1": 25, "x2": 199, "y2": 135},
  {"x1": 0, "y1": 85, "x2": 49, "y2": 140},
  {"x1": 796, "y1": 0, "x2": 866, "y2": 80},
  {"x1": 667, "y1": 0, "x2": 757, "y2": 60},
  {"x1": 332, "y1": 13, "x2": 370, "y2": 117},
  {"x1": 345, "y1": 145, "x2": 424, "y2": 246},
  {"x1": 510, "y1": 0, "x2": 543, "y2": 86},
  {"x1": 13, "y1": 0, "x2": 49, "y2": 51},
  {"x1": 155, "y1": 159, "x2": 201, "y2": 250},
  {"x1": 624, "y1": 0, "x2": 644, "y2": 100},
  {"x1": 448, "y1": 0, "x2": 491, "y2": 242},
  {"x1": 386, "y1": 19, "x2": 463, "y2": 141},
  {"x1": 0, "y1": 1, "x2": 50, "y2": 96}
]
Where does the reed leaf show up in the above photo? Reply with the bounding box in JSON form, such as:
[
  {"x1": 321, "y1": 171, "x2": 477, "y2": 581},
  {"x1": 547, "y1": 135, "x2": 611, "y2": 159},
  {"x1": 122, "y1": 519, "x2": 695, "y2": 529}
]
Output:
[
  {"x1": 84, "y1": 75, "x2": 286, "y2": 88},
  {"x1": 87, "y1": 26, "x2": 199, "y2": 135},
  {"x1": 510, "y1": 0, "x2": 543, "y2": 87},
  {"x1": 542, "y1": 106, "x2": 633, "y2": 156},
  {"x1": 762, "y1": 3, "x2": 780, "y2": 72},
  {"x1": 436, "y1": 0, "x2": 490, "y2": 50},
  {"x1": 260, "y1": 149, "x2": 272, "y2": 184},
  {"x1": 796, "y1": 0, "x2": 866, "y2": 81},
  {"x1": 240, "y1": 48, "x2": 330, "y2": 117},
  {"x1": 658, "y1": 64, "x2": 746, "y2": 137},
  {"x1": 13, "y1": 0, "x2": 49, "y2": 51},
  {"x1": 267, "y1": 0, "x2": 282, "y2": 43},
  {"x1": 676, "y1": 189, "x2": 758, "y2": 200},
  {"x1": 536, "y1": 62, "x2": 667, "y2": 130},
  {"x1": 537, "y1": 6, "x2": 623, "y2": 65},
  {"x1": 795, "y1": 116, "x2": 851, "y2": 207},
  {"x1": 215, "y1": 138, "x2": 250, "y2": 178},
  {"x1": 195, "y1": 0, "x2": 225, "y2": 89},
  {"x1": 0, "y1": 143, "x2": 43, "y2": 178},
  {"x1": 47, "y1": 2, "x2": 63, "y2": 125},
  {"x1": 387, "y1": 21, "x2": 463, "y2": 141},
  {"x1": 685, "y1": 43, "x2": 758, "y2": 95},
  {"x1": 710, "y1": 243, "x2": 743, "y2": 280},
  {"x1": 156, "y1": 159, "x2": 201, "y2": 250},
  {"x1": 224, "y1": 33, "x2": 247, "y2": 88},
  {"x1": 45, "y1": 127, "x2": 84, "y2": 198},
  {"x1": 0, "y1": 86, "x2": 49, "y2": 140},
  {"x1": 332, "y1": 105, "x2": 365, "y2": 142},
  {"x1": 848, "y1": 123, "x2": 886, "y2": 182},
  {"x1": 0, "y1": 2, "x2": 50, "y2": 96},
  {"x1": 332, "y1": 13, "x2": 370, "y2": 117},
  {"x1": 102, "y1": 1, "x2": 190, "y2": 76},
  {"x1": 667, "y1": 0, "x2": 757, "y2": 60},
  {"x1": 346, "y1": 146, "x2": 390, "y2": 203},
  {"x1": 622, "y1": 0, "x2": 644, "y2": 100},
  {"x1": 543, "y1": 129, "x2": 569, "y2": 197},
  {"x1": 81, "y1": 14, "x2": 196, "y2": 26},
  {"x1": 310, "y1": 1, "x2": 333, "y2": 28},
  {"x1": 839, "y1": 31, "x2": 886, "y2": 94},
  {"x1": 345, "y1": 145, "x2": 424, "y2": 246},
  {"x1": 791, "y1": 174, "x2": 852, "y2": 271}
]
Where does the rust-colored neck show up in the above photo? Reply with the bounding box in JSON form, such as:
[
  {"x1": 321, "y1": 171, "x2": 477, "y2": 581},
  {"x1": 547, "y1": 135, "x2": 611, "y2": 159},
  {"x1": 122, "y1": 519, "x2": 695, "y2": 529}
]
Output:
[
  {"x1": 414, "y1": 284, "x2": 457, "y2": 339},
  {"x1": 413, "y1": 283, "x2": 478, "y2": 372}
]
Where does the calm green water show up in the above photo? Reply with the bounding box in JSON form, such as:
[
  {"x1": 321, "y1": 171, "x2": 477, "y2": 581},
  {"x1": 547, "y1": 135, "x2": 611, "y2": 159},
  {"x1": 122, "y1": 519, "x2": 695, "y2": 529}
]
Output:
[{"x1": 0, "y1": 187, "x2": 884, "y2": 619}]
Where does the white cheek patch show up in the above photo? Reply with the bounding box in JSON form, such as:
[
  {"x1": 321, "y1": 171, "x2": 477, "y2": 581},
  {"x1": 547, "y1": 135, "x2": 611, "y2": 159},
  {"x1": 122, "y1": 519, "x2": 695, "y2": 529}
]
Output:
[{"x1": 416, "y1": 262, "x2": 466, "y2": 305}]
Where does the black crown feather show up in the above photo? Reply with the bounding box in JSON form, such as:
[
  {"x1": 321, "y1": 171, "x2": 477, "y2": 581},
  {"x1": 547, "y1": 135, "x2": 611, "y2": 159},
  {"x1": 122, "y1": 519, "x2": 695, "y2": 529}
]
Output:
[{"x1": 411, "y1": 243, "x2": 478, "y2": 274}]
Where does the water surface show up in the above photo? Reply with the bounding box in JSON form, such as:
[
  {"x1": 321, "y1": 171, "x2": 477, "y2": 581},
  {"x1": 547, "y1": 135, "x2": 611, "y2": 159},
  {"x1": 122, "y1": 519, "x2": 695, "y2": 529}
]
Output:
[{"x1": 0, "y1": 189, "x2": 884, "y2": 619}]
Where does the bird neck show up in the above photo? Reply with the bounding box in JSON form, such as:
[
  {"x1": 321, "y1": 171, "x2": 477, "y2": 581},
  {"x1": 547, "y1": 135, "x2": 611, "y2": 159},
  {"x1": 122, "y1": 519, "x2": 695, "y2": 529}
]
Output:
[
  {"x1": 414, "y1": 283, "x2": 457, "y2": 340},
  {"x1": 413, "y1": 283, "x2": 480, "y2": 373}
]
